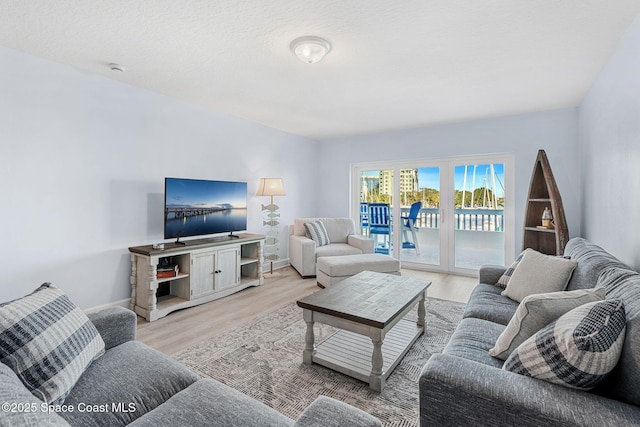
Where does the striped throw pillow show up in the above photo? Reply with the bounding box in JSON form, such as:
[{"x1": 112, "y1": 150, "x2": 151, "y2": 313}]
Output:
[
  {"x1": 503, "y1": 299, "x2": 626, "y2": 390},
  {"x1": 497, "y1": 250, "x2": 526, "y2": 288},
  {"x1": 0, "y1": 284, "x2": 105, "y2": 404},
  {"x1": 304, "y1": 221, "x2": 330, "y2": 247},
  {"x1": 489, "y1": 287, "x2": 606, "y2": 360}
]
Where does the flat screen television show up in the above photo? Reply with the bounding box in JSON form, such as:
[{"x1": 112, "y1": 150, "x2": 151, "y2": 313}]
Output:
[{"x1": 164, "y1": 178, "x2": 247, "y2": 242}]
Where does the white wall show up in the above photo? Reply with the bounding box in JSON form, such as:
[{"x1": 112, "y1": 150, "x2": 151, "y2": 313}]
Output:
[
  {"x1": 317, "y1": 108, "x2": 581, "y2": 258},
  {"x1": 579, "y1": 16, "x2": 640, "y2": 270},
  {"x1": 0, "y1": 47, "x2": 318, "y2": 309}
]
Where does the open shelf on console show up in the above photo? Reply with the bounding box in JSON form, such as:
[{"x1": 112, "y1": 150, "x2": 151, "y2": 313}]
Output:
[
  {"x1": 157, "y1": 273, "x2": 190, "y2": 284},
  {"x1": 129, "y1": 233, "x2": 265, "y2": 322}
]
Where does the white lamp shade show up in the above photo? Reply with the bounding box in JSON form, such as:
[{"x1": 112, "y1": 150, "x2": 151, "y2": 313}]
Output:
[{"x1": 256, "y1": 178, "x2": 286, "y2": 196}]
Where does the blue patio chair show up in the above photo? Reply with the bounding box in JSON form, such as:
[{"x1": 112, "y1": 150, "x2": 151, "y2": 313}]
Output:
[
  {"x1": 401, "y1": 201, "x2": 422, "y2": 254},
  {"x1": 360, "y1": 202, "x2": 369, "y2": 235},
  {"x1": 368, "y1": 203, "x2": 391, "y2": 254}
]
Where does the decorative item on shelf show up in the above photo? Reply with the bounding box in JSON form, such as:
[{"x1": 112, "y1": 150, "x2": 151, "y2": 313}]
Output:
[
  {"x1": 256, "y1": 178, "x2": 286, "y2": 274},
  {"x1": 156, "y1": 260, "x2": 178, "y2": 279},
  {"x1": 541, "y1": 207, "x2": 553, "y2": 229}
]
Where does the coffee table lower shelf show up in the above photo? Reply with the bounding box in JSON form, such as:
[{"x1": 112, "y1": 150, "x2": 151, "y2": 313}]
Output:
[{"x1": 312, "y1": 318, "x2": 423, "y2": 389}]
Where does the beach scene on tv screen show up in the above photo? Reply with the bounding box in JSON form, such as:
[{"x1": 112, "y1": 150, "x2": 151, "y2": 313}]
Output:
[{"x1": 165, "y1": 179, "x2": 247, "y2": 238}]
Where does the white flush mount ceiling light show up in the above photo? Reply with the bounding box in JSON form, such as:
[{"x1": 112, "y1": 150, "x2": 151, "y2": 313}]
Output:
[{"x1": 290, "y1": 36, "x2": 331, "y2": 64}]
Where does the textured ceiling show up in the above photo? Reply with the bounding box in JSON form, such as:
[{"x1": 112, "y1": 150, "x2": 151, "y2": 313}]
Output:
[{"x1": 1, "y1": 1, "x2": 640, "y2": 141}]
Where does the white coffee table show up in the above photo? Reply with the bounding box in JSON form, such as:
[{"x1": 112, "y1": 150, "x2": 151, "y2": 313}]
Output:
[{"x1": 296, "y1": 271, "x2": 431, "y2": 392}]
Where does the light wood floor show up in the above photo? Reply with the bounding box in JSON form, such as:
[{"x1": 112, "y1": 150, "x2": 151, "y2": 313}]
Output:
[{"x1": 136, "y1": 266, "x2": 477, "y2": 355}]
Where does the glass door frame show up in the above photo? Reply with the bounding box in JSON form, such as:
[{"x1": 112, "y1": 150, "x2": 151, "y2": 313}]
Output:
[
  {"x1": 354, "y1": 166, "x2": 396, "y2": 255},
  {"x1": 351, "y1": 153, "x2": 515, "y2": 275},
  {"x1": 446, "y1": 154, "x2": 515, "y2": 276}
]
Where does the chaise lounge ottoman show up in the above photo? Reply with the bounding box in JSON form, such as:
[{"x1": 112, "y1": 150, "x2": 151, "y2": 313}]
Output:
[{"x1": 316, "y1": 253, "x2": 400, "y2": 288}]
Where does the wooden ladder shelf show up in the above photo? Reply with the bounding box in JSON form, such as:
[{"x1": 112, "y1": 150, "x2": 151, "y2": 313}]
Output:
[{"x1": 523, "y1": 149, "x2": 569, "y2": 255}]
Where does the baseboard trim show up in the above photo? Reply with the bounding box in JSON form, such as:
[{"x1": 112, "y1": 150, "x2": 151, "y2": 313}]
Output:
[
  {"x1": 84, "y1": 298, "x2": 130, "y2": 314},
  {"x1": 262, "y1": 258, "x2": 290, "y2": 273}
]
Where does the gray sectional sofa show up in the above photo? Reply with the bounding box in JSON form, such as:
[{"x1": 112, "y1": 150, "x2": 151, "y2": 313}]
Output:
[
  {"x1": 420, "y1": 237, "x2": 640, "y2": 426},
  {"x1": 1, "y1": 304, "x2": 381, "y2": 427}
]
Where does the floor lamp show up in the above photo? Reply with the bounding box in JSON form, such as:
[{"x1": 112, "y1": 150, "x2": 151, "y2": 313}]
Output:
[{"x1": 256, "y1": 178, "x2": 286, "y2": 274}]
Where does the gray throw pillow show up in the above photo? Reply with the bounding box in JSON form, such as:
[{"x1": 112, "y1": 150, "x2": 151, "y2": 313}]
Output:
[
  {"x1": 501, "y1": 249, "x2": 578, "y2": 302},
  {"x1": 304, "y1": 221, "x2": 330, "y2": 247},
  {"x1": 490, "y1": 287, "x2": 606, "y2": 360},
  {"x1": 0, "y1": 284, "x2": 105, "y2": 404},
  {"x1": 504, "y1": 299, "x2": 626, "y2": 390}
]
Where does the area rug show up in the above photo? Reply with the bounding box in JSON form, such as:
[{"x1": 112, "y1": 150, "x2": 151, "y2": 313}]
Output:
[{"x1": 173, "y1": 297, "x2": 465, "y2": 427}]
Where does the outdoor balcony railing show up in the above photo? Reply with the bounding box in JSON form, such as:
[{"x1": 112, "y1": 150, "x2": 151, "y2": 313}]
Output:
[
  {"x1": 360, "y1": 206, "x2": 504, "y2": 233},
  {"x1": 417, "y1": 207, "x2": 504, "y2": 232}
]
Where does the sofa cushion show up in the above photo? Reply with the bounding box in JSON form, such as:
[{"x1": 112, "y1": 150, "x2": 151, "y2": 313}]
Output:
[
  {"x1": 489, "y1": 288, "x2": 606, "y2": 360},
  {"x1": 501, "y1": 249, "x2": 577, "y2": 302},
  {"x1": 315, "y1": 243, "x2": 363, "y2": 259},
  {"x1": 564, "y1": 237, "x2": 629, "y2": 291},
  {"x1": 295, "y1": 395, "x2": 383, "y2": 427},
  {"x1": 321, "y1": 218, "x2": 356, "y2": 244},
  {"x1": 128, "y1": 378, "x2": 294, "y2": 427},
  {"x1": 61, "y1": 340, "x2": 200, "y2": 426},
  {"x1": 316, "y1": 254, "x2": 400, "y2": 277},
  {"x1": 0, "y1": 362, "x2": 70, "y2": 426},
  {"x1": 504, "y1": 300, "x2": 626, "y2": 390},
  {"x1": 598, "y1": 267, "x2": 640, "y2": 317},
  {"x1": 594, "y1": 267, "x2": 640, "y2": 406},
  {"x1": 496, "y1": 251, "x2": 525, "y2": 288},
  {"x1": 294, "y1": 218, "x2": 316, "y2": 236},
  {"x1": 443, "y1": 317, "x2": 505, "y2": 369},
  {"x1": 0, "y1": 284, "x2": 105, "y2": 405},
  {"x1": 304, "y1": 221, "x2": 330, "y2": 247},
  {"x1": 462, "y1": 283, "x2": 519, "y2": 325}
]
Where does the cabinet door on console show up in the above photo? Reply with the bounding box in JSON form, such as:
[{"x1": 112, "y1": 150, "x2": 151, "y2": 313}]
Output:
[
  {"x1": 191, "y1": 251, "x2": 216, "y2": 299},
  {"x1": 216, "y1": 247, "x2": 240, "y2": 290}
]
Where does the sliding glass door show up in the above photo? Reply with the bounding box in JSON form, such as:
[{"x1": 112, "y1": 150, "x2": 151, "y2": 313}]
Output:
[
  {"x1": 358, "y1": 169, "x2": 394, "y2": 255},
  {"x1": 352, "y1": 154, "x2": 513, "y2": 274},
  {"x1": 452, "y1": 163, "x2": 506, "y2": 270},
  {"x1": 399, "y1": 167, "x2": 441, "y2": 267}
]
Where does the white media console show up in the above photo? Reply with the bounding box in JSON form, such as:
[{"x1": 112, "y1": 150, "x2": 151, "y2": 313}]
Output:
[{"x1": 129, "y1": 233, "x2": 265, "y2": 322}]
